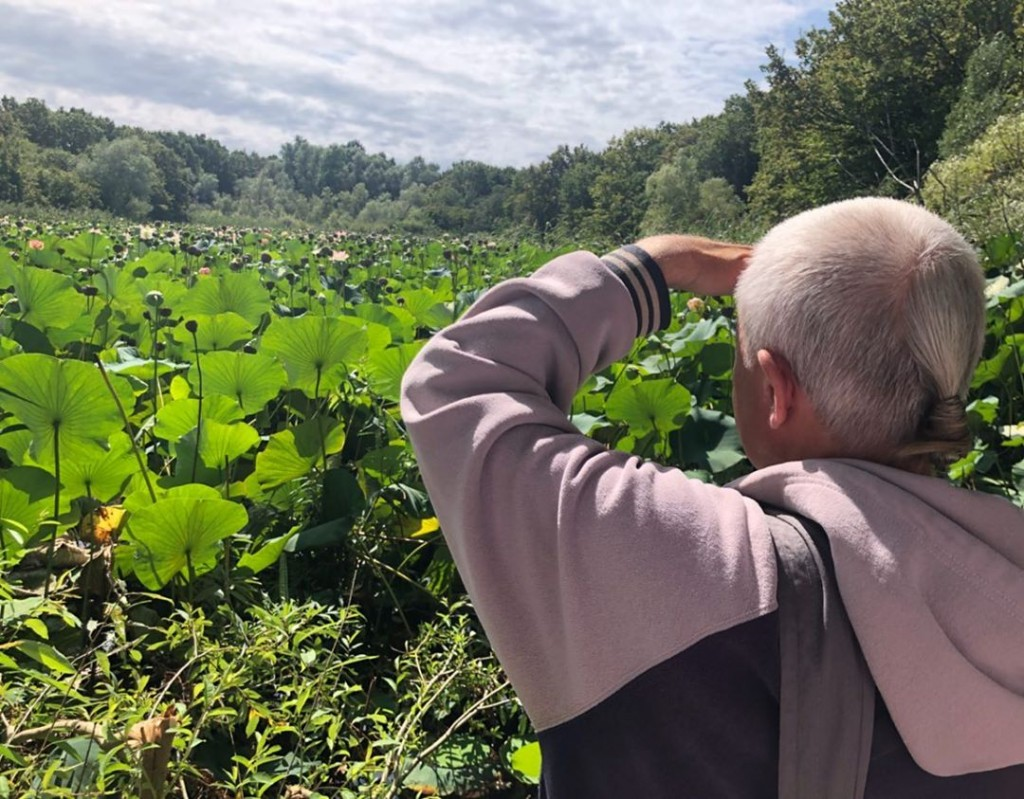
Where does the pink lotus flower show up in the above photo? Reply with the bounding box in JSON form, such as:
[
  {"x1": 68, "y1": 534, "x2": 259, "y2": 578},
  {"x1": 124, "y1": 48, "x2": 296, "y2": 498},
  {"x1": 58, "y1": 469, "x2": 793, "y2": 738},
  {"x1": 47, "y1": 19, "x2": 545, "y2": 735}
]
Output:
[
  {"x1": 27, "y1": 239, "x2": 44, "y2": 250},
  {"x1": 686, "y1": 297, "x2": 706, "y2": 314},
  {"x1": 198, "y1": 266, "x2": 212, "y2": 275},
  {"x1": 331, "y1": 250, "x2": 350, "y2": 262}
]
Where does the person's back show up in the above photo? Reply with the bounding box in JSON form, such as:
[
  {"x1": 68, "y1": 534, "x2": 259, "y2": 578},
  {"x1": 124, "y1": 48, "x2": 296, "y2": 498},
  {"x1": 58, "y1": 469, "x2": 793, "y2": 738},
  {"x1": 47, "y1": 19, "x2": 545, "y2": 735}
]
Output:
[{"x1": 400, "y1": 198, "x2": 1024, "y2": 796}]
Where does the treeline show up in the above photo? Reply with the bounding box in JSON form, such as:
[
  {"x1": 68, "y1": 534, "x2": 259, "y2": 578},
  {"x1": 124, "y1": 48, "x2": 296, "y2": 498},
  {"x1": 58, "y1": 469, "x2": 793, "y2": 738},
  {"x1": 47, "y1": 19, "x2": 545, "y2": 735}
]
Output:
[{"x1": 2, "y1": 0, "x2": 1024, "y2": 242}]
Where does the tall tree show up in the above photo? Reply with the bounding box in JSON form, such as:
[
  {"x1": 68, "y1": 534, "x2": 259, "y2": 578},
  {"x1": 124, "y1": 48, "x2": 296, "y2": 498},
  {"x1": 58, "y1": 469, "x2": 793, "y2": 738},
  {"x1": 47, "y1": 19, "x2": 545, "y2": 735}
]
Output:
[
  {"x1": 77, "y1": 137, "x2": 160, "y2": 218},
  {"x1": 748, "y1": 0, "x2": 1018, "y2": 219},
  {"x1": 588, "y1": 124, "x2": 677, "y2": 241}
]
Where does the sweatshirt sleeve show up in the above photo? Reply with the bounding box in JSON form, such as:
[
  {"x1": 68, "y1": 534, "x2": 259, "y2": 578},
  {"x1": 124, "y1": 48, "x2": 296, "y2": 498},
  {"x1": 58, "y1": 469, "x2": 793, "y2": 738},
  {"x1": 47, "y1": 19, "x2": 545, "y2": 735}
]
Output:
[{"x1": 400, "y1": 247, "x2": 777, "y2": 731}]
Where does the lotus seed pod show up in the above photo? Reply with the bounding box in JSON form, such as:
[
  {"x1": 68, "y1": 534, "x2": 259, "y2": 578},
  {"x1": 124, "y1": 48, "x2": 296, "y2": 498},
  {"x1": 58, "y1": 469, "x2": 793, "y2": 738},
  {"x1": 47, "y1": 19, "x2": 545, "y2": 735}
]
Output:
[
  {"x1": 317, "y1": 293, "x2": 327, "y2": 306},
  {"x1": 185, "y1": 319, "x2": 199, "y2": 334},
  {"x1": 144, "y1": 290, "x2": 165, "y2": 308}
]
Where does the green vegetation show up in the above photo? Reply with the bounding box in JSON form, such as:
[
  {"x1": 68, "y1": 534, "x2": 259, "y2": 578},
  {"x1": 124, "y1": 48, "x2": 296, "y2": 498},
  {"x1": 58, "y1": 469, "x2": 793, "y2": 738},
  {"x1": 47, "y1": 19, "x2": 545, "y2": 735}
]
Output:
[{"x1": 1, "y1": 0, "x2": 1024, "y2": 795}]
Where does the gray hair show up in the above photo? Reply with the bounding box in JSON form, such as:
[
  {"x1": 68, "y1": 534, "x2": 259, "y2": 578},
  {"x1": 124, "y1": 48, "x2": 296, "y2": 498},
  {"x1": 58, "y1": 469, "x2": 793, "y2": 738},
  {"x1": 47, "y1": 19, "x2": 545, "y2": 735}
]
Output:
[{"x1": 734, "y1": 197, "x2": 985, "y2": 467}]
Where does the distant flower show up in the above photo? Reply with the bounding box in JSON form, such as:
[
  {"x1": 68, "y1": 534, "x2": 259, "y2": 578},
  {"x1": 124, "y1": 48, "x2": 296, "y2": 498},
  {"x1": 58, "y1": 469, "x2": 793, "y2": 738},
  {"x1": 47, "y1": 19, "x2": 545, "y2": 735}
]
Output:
[
  {"x1": 198, "y1": 266, "x2": 211, "y2": 275},
  {"x1": 139, "y1": 225, "x2": 156, "y2": 241},
  {"x1": 331, "y1": 250, "x2": 350, "y2": 262},
  {"x1": 686, "y1": 297, "x2": 706, "y2": 314},
  {"x1": 27, "y1": 239, "x2": 44, "y2": 250}
]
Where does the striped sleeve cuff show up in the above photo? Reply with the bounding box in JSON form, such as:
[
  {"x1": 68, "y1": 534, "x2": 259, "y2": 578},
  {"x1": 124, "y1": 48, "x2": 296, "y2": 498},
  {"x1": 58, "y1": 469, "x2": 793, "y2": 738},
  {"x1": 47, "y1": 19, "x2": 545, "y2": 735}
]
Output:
[{"x1": 600, "y1": 244, "x2": 672, "y2": 338}]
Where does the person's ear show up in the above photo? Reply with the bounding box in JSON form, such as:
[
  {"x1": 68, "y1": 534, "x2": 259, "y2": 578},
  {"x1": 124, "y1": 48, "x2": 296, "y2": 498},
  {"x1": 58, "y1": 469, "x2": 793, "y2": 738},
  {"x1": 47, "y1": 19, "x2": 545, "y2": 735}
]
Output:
[{"x1": 756, "y1": 349, "x2": 798, "y2": 429}]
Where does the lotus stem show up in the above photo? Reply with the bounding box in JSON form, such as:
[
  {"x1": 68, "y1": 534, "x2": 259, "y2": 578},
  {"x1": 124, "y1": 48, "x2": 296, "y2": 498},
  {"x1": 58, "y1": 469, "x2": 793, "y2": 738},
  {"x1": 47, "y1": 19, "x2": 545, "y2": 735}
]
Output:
[
  {"x1": 43, "y1": 423, "x2": 60, "y2": 600},
  {"x1": 189, "y1": 322, "x2": 202, "y2": 483},
  {"x1": 94, "y1": 357, "x2": 157, "y2": 503}
]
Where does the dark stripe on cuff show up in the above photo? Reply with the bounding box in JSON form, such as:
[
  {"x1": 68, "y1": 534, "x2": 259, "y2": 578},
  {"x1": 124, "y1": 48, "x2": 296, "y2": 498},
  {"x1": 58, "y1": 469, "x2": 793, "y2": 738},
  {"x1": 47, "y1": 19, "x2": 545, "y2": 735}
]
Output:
[
  {"x1": 623, "y1": 244, "x2": 671, "y2": 332},
  {"x1": 604, "y1": 249, "x2": 656, "y2": 336},
  {"x1": 601, "y1": 257, "x2": 643, "y2": 338}
]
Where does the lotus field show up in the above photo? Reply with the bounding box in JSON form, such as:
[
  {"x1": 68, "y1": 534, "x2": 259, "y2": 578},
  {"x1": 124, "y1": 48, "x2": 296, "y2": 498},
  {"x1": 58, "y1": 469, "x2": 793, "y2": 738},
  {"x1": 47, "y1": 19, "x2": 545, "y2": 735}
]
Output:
[{"x1": 0, "y1": 219, "x2": 1021, "y2": 797}]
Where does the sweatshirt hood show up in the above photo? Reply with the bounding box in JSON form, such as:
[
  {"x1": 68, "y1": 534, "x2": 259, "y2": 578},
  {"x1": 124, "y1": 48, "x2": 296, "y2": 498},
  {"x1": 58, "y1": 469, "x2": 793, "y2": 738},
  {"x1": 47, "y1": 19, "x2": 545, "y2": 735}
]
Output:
[{"x1": 732, "y1": 458, "x2": 1024, "y2": 776}]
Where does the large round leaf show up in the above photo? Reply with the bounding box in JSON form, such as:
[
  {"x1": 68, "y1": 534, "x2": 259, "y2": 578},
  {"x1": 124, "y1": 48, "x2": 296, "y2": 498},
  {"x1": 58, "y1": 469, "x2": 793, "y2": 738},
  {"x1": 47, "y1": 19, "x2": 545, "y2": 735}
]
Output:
[
  {"x1": 10, "y1": 268, "x2": 86, "y2": 331},
  {"x1": 59, "y1": 230, "x2": 113, "y2": 265},
  {"x1": 178, "y1": 272, "x2": 270, "y2": 325},
  {"x1": 123, "y1": 496, "x2": 248, "y2": 589},
  {"x1": 397, "y1": 288, "x2": 452, "y2": 329},
  {"x1": 191, "y1": 351, "x2": 287, "y2": 412},
  {"x1": 262, "y1": 315, "x2": 367, "y2": 397},
  {"x1": 172, "y1": 312, "x2": 254, "y2": 352},
  {"x1": 679, "y1": 409, "x2": 747, "y2": 473},
  {"x1": 255, "y1": 419, "x2": 345, "y2": 489},
  {"x1": 154, "y1": 395, "x2": 244, "y2": 443},
  {"x1": 0, "y1": 354, "x2": 130, "y2": 466},
  {"x1": 366, "y1": 342, "x2": 425, "y2": 402},
  {"x1": 605, "y1": 378, "x2": 691, "y2": 437},
  {"x1": 54, "y1": 431, "x2": 136, "y2": 502},
  {"x1": 198, "y1": 420, "x2": 260, "y2": 470},
  {"x1": 0, "y1": 467, "x2": 54, "y2": 557}
]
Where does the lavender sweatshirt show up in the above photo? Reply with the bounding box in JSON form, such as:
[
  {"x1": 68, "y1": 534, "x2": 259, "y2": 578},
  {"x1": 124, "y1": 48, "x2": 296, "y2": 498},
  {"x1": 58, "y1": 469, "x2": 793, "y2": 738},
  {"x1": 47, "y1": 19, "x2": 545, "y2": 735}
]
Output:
[{"x1": 400, "y1": 247, "x2": 1024, "y2": 788}]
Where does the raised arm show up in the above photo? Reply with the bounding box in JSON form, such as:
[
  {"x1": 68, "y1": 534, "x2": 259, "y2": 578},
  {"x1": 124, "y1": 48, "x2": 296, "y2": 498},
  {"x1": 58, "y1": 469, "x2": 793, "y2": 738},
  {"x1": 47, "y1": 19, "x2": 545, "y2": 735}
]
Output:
[{"x1": 399, "y1": 240, "x2": 772, "y2": 731}]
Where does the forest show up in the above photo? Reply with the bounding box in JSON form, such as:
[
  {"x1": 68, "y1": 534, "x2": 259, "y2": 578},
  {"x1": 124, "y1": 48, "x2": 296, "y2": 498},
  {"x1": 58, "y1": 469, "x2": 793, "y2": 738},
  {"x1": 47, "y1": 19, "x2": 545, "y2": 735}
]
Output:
[{"x1": 1, "y1": 1, "x2": 1023, "y2": 797}]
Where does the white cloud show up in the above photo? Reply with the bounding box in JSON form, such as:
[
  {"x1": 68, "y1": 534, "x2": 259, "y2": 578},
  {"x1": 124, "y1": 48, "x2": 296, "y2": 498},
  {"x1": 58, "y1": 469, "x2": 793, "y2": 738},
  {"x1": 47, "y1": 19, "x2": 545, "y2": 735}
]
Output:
[{"x1": 0, "y1": 0, "x2": 835, "y2": 165}]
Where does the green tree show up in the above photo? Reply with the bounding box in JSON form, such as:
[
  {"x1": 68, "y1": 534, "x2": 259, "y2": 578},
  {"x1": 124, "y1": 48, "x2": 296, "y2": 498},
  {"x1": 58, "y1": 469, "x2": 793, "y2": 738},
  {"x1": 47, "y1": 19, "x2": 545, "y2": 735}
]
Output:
[
  {"x1": 939, "y1": 33, "x2": 1024, "y2": 156},
  {"x1": 924, "y1": 109, "x2": 1024, "y2": 241},
  {"x1": 588, "y1": 125, "x2": 677, "y2": 241},
  {"x1": 77, "y1": 137, "x2": 160, "y2": 218},
  {"x1": 749, "y1": 0, "x2": 1018, "y2": 220}
]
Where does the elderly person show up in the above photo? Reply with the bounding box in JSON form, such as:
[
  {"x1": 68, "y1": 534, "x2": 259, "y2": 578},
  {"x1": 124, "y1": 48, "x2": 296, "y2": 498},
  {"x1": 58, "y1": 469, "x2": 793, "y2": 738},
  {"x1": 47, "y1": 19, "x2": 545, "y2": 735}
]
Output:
[{"x1": 400, "y1": 198, "x2": 1024, "y2": 797}]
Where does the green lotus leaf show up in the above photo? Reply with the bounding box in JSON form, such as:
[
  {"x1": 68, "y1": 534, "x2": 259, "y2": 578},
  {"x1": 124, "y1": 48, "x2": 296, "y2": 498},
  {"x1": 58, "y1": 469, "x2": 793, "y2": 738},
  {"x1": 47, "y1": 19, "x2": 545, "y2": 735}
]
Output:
[
  {"x1": 53, "y1": 431, "x2": 136, "y2": 503},
  {"x1": 0, "y1": 354, "x2": 130, "y2": 467},
  {"x1": 354, "y1": 303, "x2": 415, "y2": 343},
  {"x1": 59, "y1": 230, "x2": 113, "y2": 265},
  {"x1": 338, "y1": 314, "x2": 391, "y2": 353},
  {"x1": 397, "y1": 288, "x2": 452, "y2": 329},
  {"x1": 154, "y1": 395, "x2": 244, "y2": 442},
  {"x1": 123, "y1": 482, "x2": 221, "y2": 513},
  {"x1": 262, "y1": 315, "x2": 367, "y2": 397},
  {"x1": 664, "y1": 317, "x2": 731, "y2": 356},
  {"x1": 48, "y1": 315, "x2": 100, "y2": 350},
  {"x1": 236, "y1": 523, "x2": 301, "y2": 575},
  {"x1": 198, "y1": 419, "x2": 260, "y2": 470},
  {"x1": 507, "y1": 740, "x2": 542, "y2": 785},
  {"x1": 0, "y1": 428, "x2": 33, "y2": 465},
  {"x1": 190, "y1": 351, "x2": 286, "y2": 412},
  {"x1": 0, "y1": 335, "x2": 19, "y2": 359},
  {"x1": 92, "y1": 265, "x2": 136, "y2": 304},
  {"x1": 122, "y1": 496, "x2": 248, "y2": 589},
  {"x1": 1, "y1": 319, "x2": 53, "y2": 355},
  {"x1": 365, "y1": 341, "x2": 426, "y2": 402},
  {"x1": 0, "y1": 467, "x2": 54, "y2": 557},
  {"x1": 10, "y1": 267, "x2": 86, "y2": 331},
  {"x1": 605, "y1": 378, "x2": 691, "y2": 437},
  {"x1": 255, "y1": 419, "x2": 345, "y2": 489},
  {"x1": 679, "y1": 408, "x2": 747, "y2": 473},
  {"x1": 133, "y1": 250, "x2": 177, "y2": 274},
  {"x1": 100, "y1": 347, "x2": 190, "y2": 380},
  {"x1": 172, "y1": 312, "x2": 254, "y2": 352},
  {"x1": 179, "y1": 271, "x2": 270, "y2": 325}
]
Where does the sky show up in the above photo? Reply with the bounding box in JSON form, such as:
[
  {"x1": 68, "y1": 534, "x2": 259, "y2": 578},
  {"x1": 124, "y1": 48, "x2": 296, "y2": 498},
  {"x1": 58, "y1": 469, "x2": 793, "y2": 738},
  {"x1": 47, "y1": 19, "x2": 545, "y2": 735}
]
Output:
[{"x1": 0, "y1": 0, "x2": 837, "y2": 167}]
